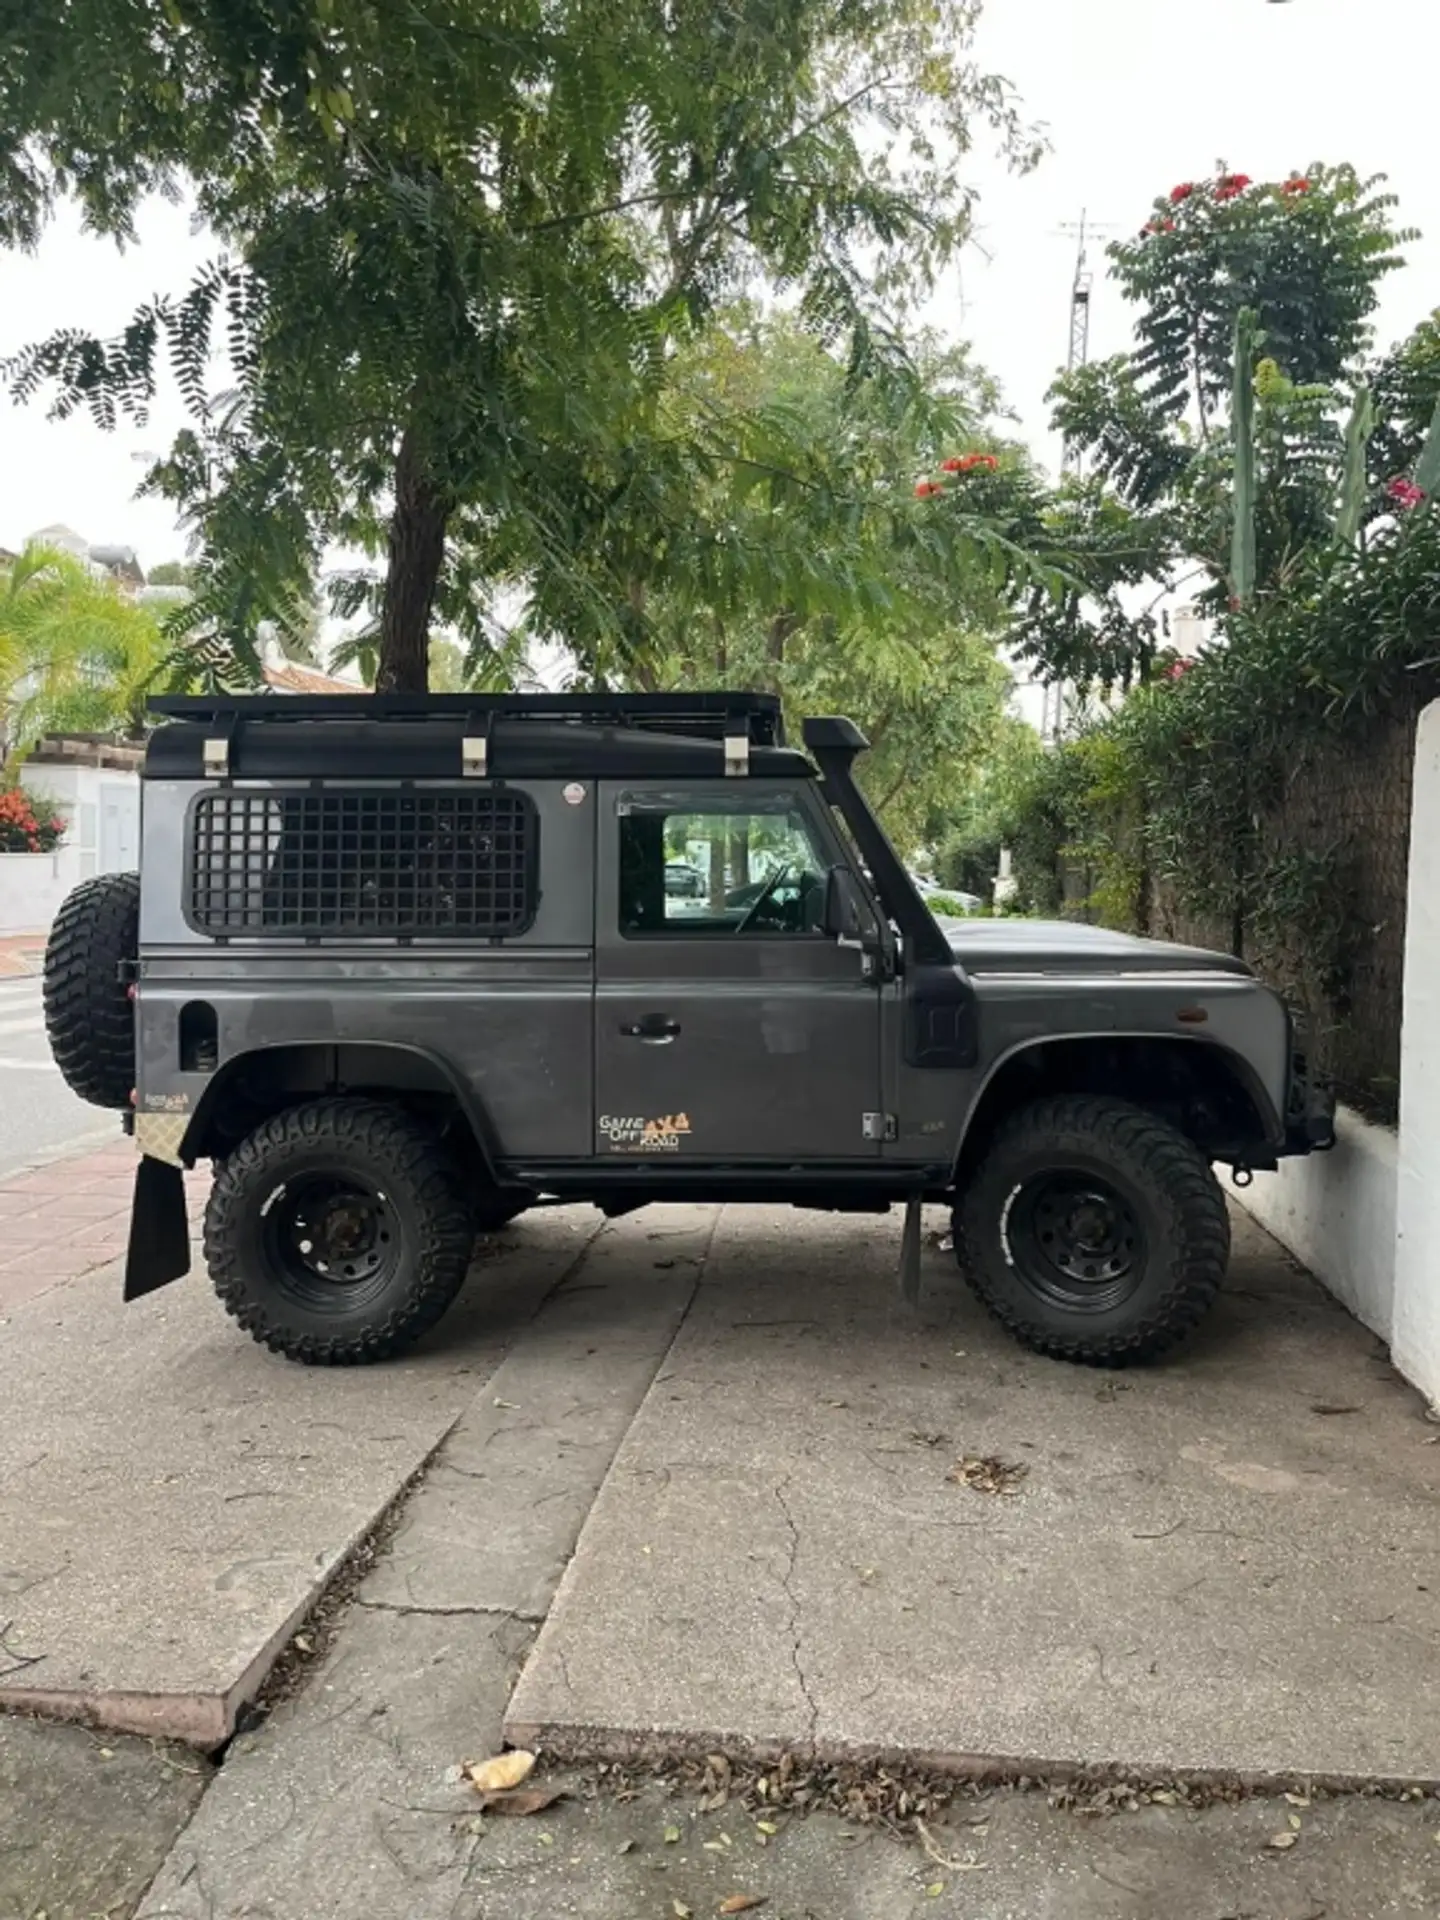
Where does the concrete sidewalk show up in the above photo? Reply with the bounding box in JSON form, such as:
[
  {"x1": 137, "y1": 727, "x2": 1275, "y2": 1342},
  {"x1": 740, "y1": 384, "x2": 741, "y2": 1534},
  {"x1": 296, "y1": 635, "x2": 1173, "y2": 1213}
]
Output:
[
  {"x1": 5, "y1": 1187, "x2": 1440, "y2": 1919},
  {"x1": 0, "y1": 1198, "x2": 606, "y2": 1742},
  {"x1": 508, "y1": 1204, "x2": 1440, "y2": 1781}
]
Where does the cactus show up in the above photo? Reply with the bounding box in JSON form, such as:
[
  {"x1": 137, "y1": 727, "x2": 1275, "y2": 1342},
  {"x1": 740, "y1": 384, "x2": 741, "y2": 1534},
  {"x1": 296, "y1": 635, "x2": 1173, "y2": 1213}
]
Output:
[
  {"x1": 1335, "y1": 382, "x2": 1374, "y2": 545},
  {"x1": 1414, "y1": 392, "x2": 1440, "y2": 498},
  {"x1": 1230, "y1": 308, "x2": 1258, "y2": 606}
]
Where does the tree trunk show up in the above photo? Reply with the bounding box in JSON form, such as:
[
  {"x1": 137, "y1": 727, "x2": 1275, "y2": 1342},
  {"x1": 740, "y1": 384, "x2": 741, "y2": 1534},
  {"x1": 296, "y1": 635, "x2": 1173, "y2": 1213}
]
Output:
[
  {"x1": 765, "y1": 610, "x2": 799, "y2": 693},
  {"x1": 375, "y1": 429, "x2": 450, "y2": 693}
]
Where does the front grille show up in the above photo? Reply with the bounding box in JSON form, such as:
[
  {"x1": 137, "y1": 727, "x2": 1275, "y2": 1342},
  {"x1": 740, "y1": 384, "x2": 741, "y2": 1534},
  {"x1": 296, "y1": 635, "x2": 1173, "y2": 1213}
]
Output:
[{"x1": 189, "y1": 789, "x2": 537, "y2": 936}]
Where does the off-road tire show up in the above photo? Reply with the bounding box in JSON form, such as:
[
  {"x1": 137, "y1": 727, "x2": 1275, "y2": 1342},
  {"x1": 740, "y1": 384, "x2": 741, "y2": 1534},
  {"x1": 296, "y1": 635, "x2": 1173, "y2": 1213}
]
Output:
[
  {"x1": 42, "y1": 871, "x2": 140, "y2": 1109},
  {"x1": 956, "y1": 1094, "x2": 1229, "y2": 1367},
  {"x1": 204, "y1": 1097, "x2": 474, "y2": 1365}
]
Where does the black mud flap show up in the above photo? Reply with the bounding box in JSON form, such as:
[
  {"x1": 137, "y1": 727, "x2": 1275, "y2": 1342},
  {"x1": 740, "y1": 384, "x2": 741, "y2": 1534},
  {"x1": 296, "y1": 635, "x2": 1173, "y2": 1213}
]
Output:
[{"x1": 124, "y1": 1155, "x2": 192, "y2": 1301}]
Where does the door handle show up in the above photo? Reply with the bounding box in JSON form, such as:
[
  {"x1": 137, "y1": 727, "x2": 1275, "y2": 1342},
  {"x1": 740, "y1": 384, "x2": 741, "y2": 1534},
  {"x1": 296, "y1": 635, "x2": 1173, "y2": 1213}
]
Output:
[{"x1": 621, "y1": 1016, "x2": 681, "y2": 1044}]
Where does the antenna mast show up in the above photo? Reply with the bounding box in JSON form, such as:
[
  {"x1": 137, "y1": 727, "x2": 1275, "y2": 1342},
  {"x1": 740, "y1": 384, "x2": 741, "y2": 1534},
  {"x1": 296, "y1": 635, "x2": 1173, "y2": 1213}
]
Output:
[{"x1": 1060, "y1": 211, "x2": 1094, "y2": 475}]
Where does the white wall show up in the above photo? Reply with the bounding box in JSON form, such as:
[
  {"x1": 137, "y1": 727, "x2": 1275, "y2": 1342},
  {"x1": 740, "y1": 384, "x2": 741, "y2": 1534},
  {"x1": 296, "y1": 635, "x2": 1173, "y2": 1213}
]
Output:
[
  {"x1": 1235, "y1": 696, "x2": 1440, "y2": 1410},
  {"x1": 1392, "y1": 702, "x2": 1440, "y2": 1398},
  {"x1": 0, "y1": 763, "x2": 139, "y2": 933},
  {"x1": 1236, "y1": 1107, "x2": 1397, "y2": 1341},
  {"x1": 0, "y1": 850, "x2": 79, "y2": 933}
]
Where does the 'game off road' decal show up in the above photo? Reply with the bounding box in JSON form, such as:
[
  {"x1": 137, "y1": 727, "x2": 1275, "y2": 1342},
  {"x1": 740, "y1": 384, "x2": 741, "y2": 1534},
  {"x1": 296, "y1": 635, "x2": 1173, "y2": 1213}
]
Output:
[{"x1": 599, "y1": 1113, "x2": 693, "y2": 1152}]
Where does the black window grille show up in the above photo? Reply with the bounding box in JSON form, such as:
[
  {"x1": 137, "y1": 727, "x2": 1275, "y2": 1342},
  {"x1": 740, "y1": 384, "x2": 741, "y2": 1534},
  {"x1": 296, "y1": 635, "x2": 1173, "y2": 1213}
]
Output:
[{"x1": 189, "y1": 789, "x2": 537, "y2": 936}]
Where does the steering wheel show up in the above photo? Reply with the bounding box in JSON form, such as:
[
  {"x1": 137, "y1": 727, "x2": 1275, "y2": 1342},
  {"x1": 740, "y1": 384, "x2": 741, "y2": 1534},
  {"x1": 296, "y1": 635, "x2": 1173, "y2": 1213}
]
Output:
[{"x1": 736, "y1": 861, "x2": 794, "y2": 933}]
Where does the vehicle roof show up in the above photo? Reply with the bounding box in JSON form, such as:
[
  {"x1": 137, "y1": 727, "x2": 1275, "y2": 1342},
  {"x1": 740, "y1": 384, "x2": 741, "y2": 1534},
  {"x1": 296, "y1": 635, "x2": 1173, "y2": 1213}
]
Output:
[{"x1": 143, "y1": 714, "x2": 814, "y2": 783}]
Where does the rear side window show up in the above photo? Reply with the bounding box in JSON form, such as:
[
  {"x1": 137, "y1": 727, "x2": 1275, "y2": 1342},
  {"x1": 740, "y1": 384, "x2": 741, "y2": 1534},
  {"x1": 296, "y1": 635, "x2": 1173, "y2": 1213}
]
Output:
[{"x1": 189, "y1": 788, "x2": 538, "y2": 936}]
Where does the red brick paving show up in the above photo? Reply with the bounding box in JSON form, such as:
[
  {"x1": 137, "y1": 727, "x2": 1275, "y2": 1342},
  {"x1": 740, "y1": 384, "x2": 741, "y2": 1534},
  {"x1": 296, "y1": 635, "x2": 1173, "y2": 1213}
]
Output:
[
  {"x1": 0, "y1": 930, "x2": 44, "y2": 977},
  {"x1": 0, "y1": 1139, "x2": 210, "y2": 1313}
]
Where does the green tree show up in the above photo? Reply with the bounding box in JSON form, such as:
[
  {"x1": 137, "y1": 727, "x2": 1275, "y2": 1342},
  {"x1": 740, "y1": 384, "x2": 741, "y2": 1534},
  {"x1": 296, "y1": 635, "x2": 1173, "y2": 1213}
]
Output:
[
  {"x1": 143, "y1": 559, "x2": 195, "y2": 588},
  {"x1": 3, "y1": 0, "x2": 1039, "y2": 691},
  {"x1": 505, "y1": 311, "x2": 1022, "y2": 855},
  {"x1": 1013, "y1": 165, "x2": 1417, "y2": 687},
  {"x1": 0, "y1": 545, "x2": 167, "y2": 751}
]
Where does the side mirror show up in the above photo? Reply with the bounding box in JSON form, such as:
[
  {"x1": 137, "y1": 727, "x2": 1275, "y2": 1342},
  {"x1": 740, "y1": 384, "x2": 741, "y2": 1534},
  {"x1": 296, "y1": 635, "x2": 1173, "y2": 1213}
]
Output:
[{"x1": 824, "y1": 866, "x2": 871, "y2": 945}]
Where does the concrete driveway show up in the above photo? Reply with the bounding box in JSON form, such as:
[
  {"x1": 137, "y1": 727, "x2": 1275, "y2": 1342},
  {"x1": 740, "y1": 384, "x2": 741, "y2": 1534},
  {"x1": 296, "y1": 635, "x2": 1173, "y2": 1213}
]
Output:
[{"x1": 3, "y1": 1163, "x2": 1439, "y2": 1918}]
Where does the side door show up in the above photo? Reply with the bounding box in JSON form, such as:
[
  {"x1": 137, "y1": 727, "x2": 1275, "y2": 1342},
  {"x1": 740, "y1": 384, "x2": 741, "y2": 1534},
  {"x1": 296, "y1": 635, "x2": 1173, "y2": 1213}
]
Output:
[{"x1": 594, "y1": 781, "x2": 883, "y2": 1161}]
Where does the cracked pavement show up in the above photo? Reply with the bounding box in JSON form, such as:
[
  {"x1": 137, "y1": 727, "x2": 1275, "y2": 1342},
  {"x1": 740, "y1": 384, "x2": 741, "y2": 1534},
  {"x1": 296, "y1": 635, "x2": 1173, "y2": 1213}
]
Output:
[
  {"x1": 507, "y1": 1202, "x2": 1440, "y2": 1780},
  {"x1": 7, "y1": 1197, "x2": 1440, "y2": 1919}
]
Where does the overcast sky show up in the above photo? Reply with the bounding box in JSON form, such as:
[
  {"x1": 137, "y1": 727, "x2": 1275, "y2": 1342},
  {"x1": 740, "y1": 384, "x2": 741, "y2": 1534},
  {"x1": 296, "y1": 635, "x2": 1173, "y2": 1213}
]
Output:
[{"x1": 1, "y1": 0, "x2": 1436, "y2": 567}]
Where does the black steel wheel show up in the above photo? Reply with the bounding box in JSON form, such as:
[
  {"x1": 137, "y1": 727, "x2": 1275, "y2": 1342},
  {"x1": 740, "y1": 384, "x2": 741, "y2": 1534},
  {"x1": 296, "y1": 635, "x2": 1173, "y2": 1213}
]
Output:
[
  {"x1": 205, "y1": 1097, "x2": 473, "y2": 1365},
  {"x1": 260, "y1": 1173, "x2": 404, "y2": 1312},
  {"x1": 956, "y1": 1094, "x2": 1229, "y2": 1367},
  {"x1": 1003, "y1": 1172, "x2": 1146, "y2": 1315}
]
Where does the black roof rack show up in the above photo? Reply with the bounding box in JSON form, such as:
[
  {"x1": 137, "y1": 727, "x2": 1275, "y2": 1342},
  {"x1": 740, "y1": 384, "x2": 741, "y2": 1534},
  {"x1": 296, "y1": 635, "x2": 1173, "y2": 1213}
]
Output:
[{"x1": 147, "y1": 690, "x2": 786, "y2": 746}]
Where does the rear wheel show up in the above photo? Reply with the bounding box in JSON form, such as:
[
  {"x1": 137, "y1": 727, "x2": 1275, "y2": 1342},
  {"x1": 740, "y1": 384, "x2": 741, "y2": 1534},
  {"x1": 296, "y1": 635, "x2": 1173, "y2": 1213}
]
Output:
[
  {"x1": 204, "y1": 1097, "x2": 473, "y2": 1365},
  {"x1": 956, "y1": 1094, "x2": 1229, "y2": 1367}
]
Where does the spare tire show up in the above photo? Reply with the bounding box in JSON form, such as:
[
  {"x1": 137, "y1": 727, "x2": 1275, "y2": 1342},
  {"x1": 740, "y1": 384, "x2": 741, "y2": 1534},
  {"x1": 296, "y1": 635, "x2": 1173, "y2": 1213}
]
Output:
[{"x1": 44, "y1": 871, "x2": 140, "y2": 1109}]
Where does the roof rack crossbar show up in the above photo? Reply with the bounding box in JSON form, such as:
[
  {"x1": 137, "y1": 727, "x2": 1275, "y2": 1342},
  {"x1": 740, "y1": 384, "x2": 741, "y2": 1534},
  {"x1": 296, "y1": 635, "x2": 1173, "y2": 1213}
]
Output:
[{"x1": 147, "y1": 690, "x2": 785, "y2": 746}]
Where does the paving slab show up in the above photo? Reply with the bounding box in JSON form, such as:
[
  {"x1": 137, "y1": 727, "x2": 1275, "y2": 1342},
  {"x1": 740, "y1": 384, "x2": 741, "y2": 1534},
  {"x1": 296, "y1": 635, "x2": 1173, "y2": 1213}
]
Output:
[
  {"x1": 0, "y1": 1206, "x2": 601, "y2": 1744},
  {"x1": 0, "y1": 1714, "x2": 210, "y2": 1920},
  {"x1": 136, "y1": 1209, "x2": 717, "y2": 1920},
  {"x1": 363, "y1": 1206, "x2": 719, "y2": 1620},
  {"x1": 508, "y1": 1204, "x2": 1440, "y2": 1781}
]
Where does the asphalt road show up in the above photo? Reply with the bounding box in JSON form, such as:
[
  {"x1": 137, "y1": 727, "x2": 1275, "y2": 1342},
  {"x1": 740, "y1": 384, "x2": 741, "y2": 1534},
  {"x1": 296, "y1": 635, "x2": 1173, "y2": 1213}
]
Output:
[{"x1": 0, "y1": 973, "x2": 118, "y2": 1180}]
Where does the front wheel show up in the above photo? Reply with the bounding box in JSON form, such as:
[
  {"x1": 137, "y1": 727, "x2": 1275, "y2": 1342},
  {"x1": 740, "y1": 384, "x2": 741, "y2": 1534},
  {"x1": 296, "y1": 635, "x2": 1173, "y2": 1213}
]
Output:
[
  {"x1": 204, "y1": 1098, "x2": 474, "y2": 1365},
  {"x1": 955, "y1": 1095, "x2": 1229, "y2": 1367}
]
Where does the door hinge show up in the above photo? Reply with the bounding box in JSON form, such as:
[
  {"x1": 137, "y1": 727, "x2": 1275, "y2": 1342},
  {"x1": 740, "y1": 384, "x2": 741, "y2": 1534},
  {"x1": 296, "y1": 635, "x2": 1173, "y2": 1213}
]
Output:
[{"x1": 862, "y1": 1111, "x2": 898, "y2": 1142}]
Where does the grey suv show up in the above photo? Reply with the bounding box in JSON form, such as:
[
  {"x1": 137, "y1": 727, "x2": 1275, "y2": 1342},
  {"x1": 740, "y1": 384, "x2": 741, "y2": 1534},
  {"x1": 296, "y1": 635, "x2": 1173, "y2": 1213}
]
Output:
[{"x1": 43, "y1": 692, "x2": 1333, "y2": 1369}]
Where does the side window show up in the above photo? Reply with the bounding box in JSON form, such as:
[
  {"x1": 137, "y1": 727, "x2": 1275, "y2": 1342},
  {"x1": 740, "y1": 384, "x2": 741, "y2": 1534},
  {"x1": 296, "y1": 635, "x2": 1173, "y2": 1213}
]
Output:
[{"x1": 619, "y1": 799, "x2": 829, "y2": 936}]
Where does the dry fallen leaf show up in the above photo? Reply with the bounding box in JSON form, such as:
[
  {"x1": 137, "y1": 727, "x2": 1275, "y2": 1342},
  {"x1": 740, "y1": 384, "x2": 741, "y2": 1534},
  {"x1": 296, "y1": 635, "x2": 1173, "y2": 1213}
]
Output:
[
  {"x1": 477, "y1": 1786, "x2": 566, "y2": 1817},
  {"x1": 1266, "y1": 1831, "x2": 1298, "y2": 1851},
  {"x1": 718, "y1": 1898, "x2": 767, "y2": 1914},
  {"x1": 673, "y1": 1902, "x2": 692, "y2": 1919},
  {"x1": 947, "y1": 1454, "x2": 1029, "y2": 1496},
  {"x1": 1283, "y1": 1791, "x2": 1310, "y2": 1807},
  {"x1": 1288, "y1": 1812, "x2": 1303, "y2": 1831},
  {"x1": 618, "y1": 1839, "x2": 637, "y2": 1855},
  {"x1": 465, "y1": 1750, "x2": 536, "y2": 1794},
  {"x1": 925, "y1": 1882, "x2": 945, "y2": 1898},
  {"x1": 755, "y1": 1820, "x2": 778, "y2": 1836},
  {"x1": 494, "y1": 1397, "x2": 519, "y2": 1410},
  {"x1": 664, "y1": 1824, "x2": 682, "y2": 1844}
]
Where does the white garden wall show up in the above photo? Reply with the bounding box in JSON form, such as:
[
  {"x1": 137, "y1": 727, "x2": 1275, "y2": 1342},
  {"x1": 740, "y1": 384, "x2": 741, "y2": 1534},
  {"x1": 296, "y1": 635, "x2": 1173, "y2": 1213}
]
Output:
[
  {"x1": 0, "y1": 757, "x2": 139, "y2": 934},
  {"x1": 1236, "y1": 695, "x2": 1440, "y2": 1409},
  {"x1": 1236, "y1": 1107, "x2": 1397, "y2": 1340}
]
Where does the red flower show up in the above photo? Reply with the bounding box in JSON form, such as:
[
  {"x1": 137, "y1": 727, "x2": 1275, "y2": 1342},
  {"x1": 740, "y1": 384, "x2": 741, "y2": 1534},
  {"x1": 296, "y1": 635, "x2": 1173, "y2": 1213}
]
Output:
[
  {"x1": 1387, "y1": 477, "x2": 1426, "y2": 510},
  {"x1": 1170, "y1": 183, "x2": 1195, "y2": 203},
  {"x1": 914, "y1": 480, "x2": 944, "y2": 499},
  {"x1": 1164, "y1": 659, "x2": 1194, "y2": 681},
  {"x1": 1281, "y1": 177, "x2": 1310, "y2": 196},
  {"x1": 1215, "y1": 172, "x2": 1252, "y2": 201},
  {"x1": 940, "y1": 457, "x2": 965, "y2": 473},
  {"x1": 1162, "y1": 219, "x2": 1176, "y2": 232}
]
